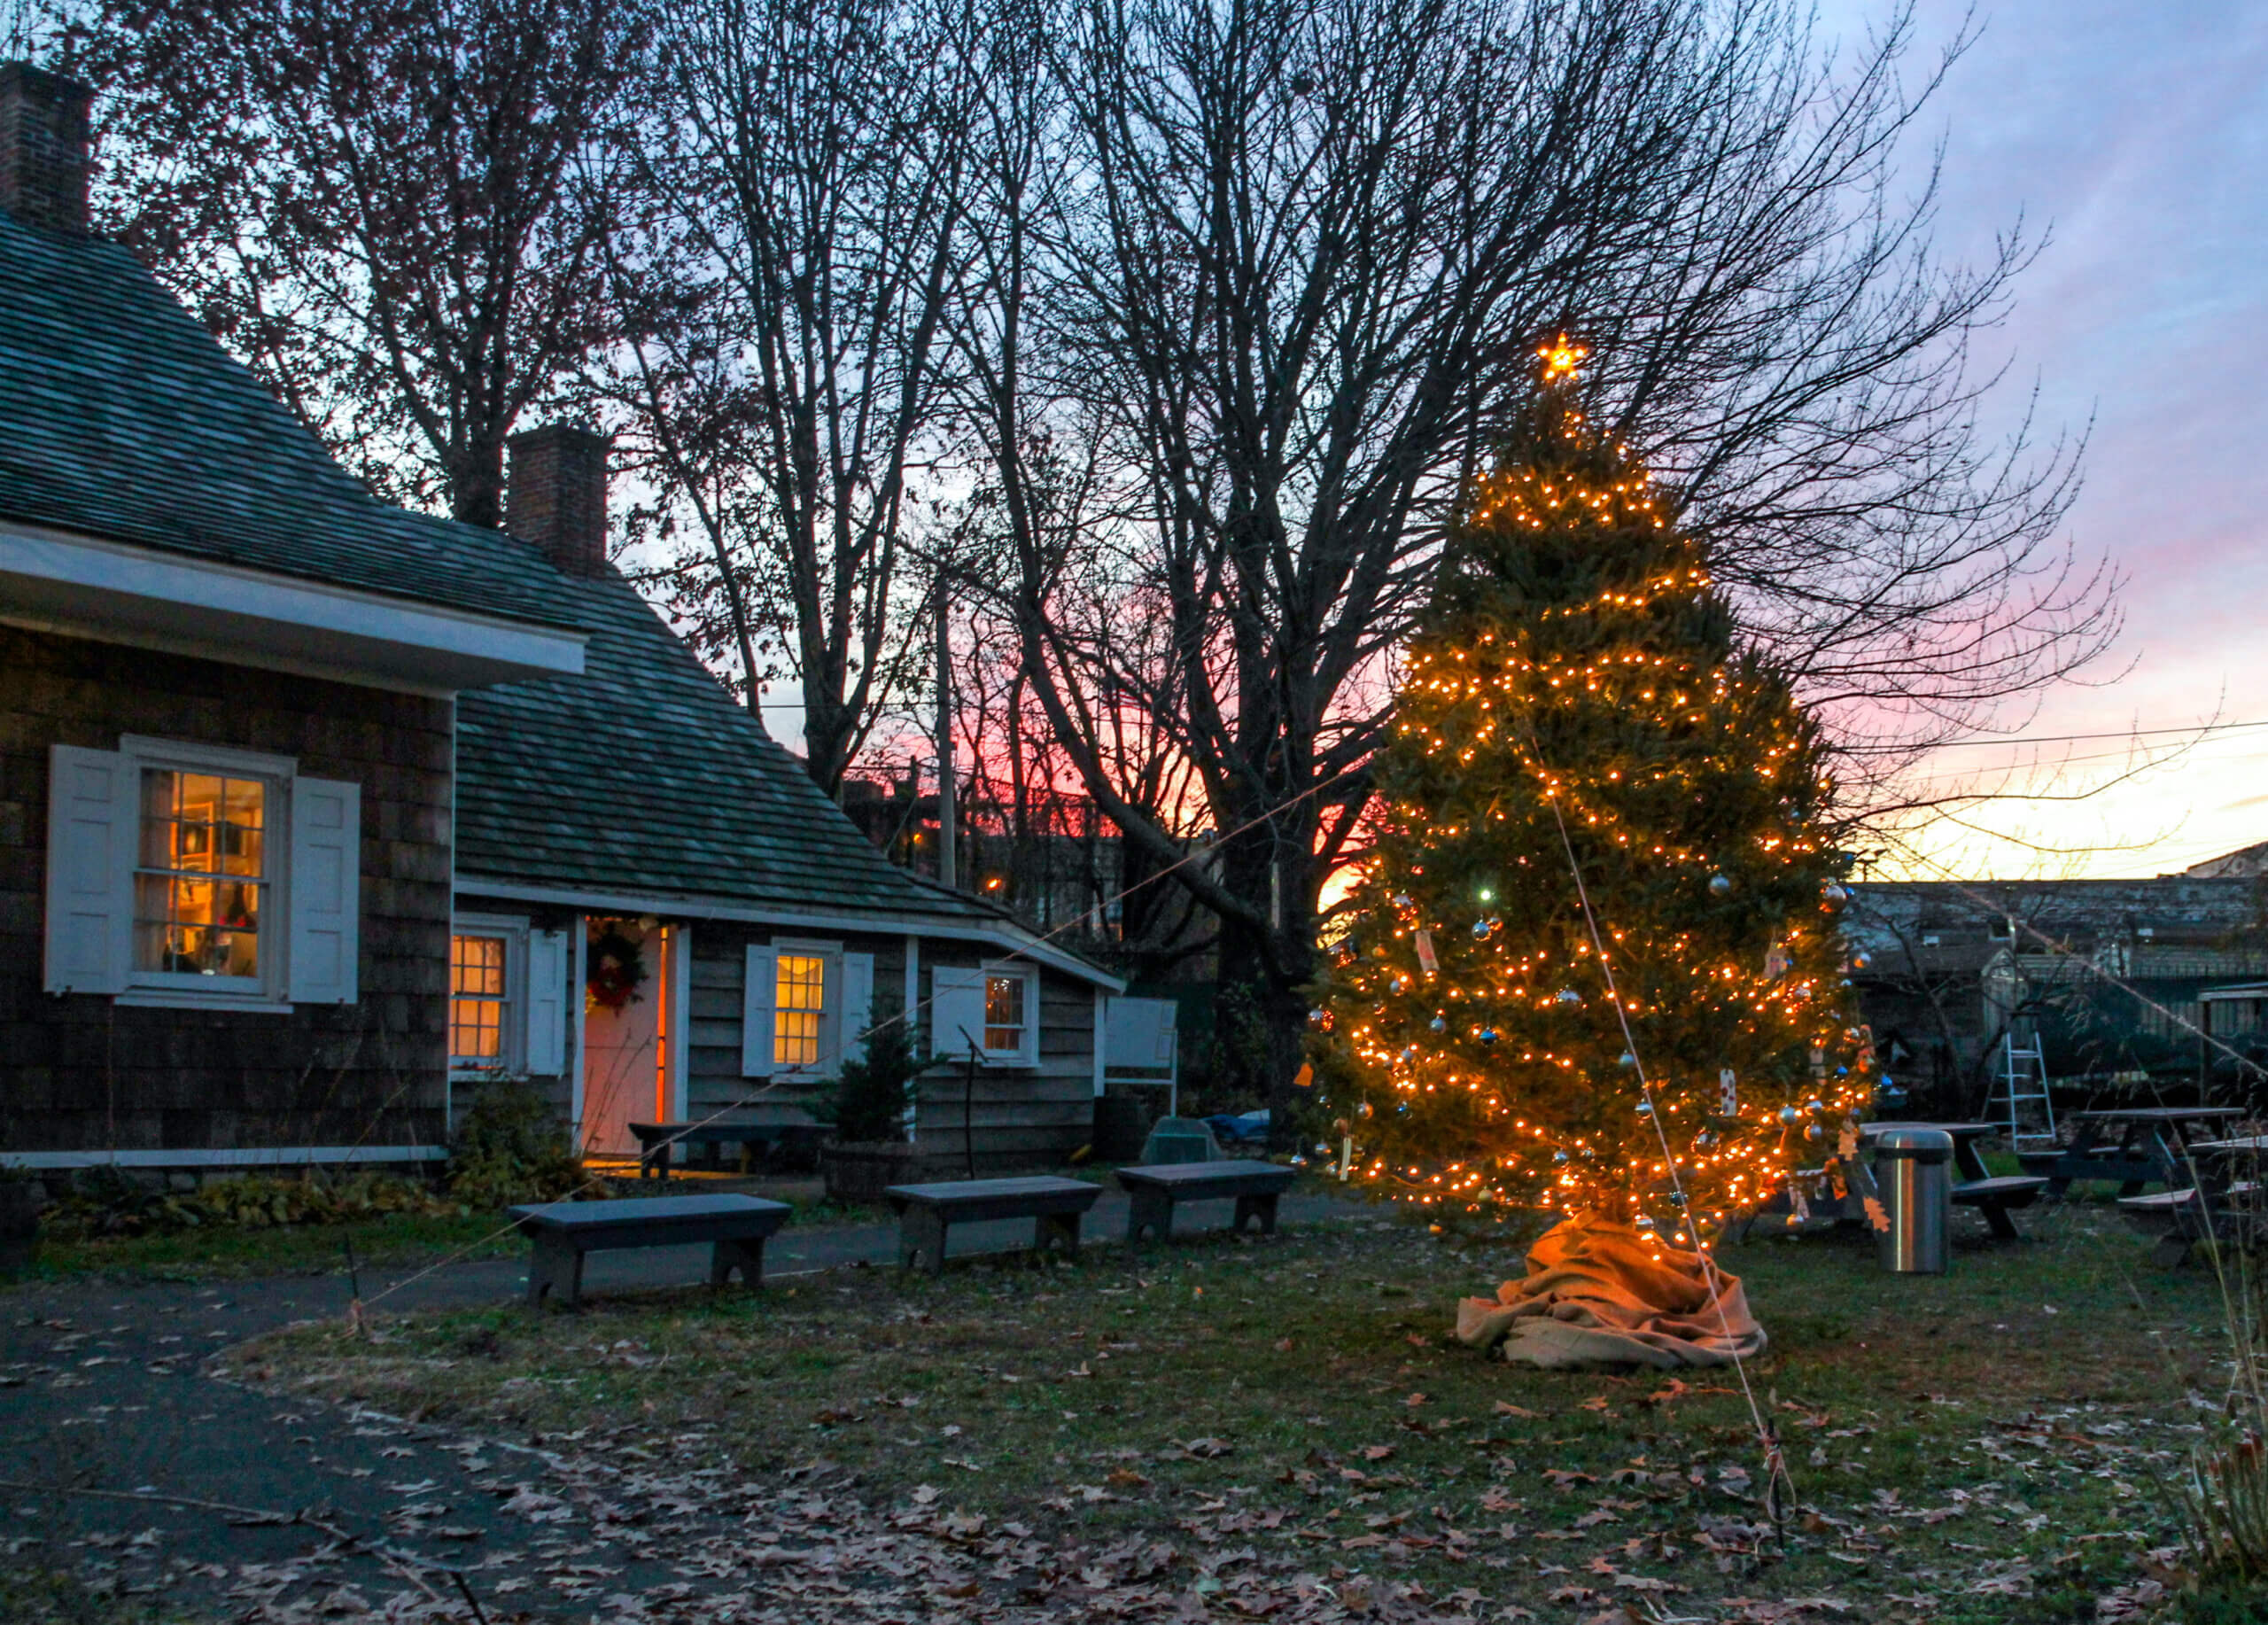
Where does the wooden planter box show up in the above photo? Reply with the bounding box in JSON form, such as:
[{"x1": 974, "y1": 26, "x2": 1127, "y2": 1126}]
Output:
[{"x1": 821, "y1": 1141, "x2": 949, "y2": 1203}]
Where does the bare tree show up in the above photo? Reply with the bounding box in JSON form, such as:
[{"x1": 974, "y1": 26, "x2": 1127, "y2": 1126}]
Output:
[
  {"x1": 601, "y1": 0, "x2": 974, "y2": 788},
  {"x1": 81, "y1": 0, "x2": 641, "y2": 525},
  {"x1": 948, "y1": 0, "x2": 2115, "y2": 1131}
]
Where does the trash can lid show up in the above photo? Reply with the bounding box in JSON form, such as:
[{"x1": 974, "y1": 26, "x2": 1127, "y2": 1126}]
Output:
[{"x1": 1872, "y1": 1126, "x2": 1953, "y2": 1162}]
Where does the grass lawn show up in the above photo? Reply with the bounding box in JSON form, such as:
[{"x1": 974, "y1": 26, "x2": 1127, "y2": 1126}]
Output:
[{"x1": 233, "y1": 1197, "x2": 2253, "y2": 1622}]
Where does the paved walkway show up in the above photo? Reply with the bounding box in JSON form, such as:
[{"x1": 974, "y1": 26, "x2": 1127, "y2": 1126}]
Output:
[{"x1": 0, "y1": 1186, "x2": 1363, "y2": 1619}]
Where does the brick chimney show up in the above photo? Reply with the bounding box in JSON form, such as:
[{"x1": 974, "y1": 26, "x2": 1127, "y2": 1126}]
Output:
[
  {"x1": 505, "y1": 423, "x2": 610, "y2": 577},
  {"x1": 0, "y1": 62, "x2": 93, "y2": 235}
]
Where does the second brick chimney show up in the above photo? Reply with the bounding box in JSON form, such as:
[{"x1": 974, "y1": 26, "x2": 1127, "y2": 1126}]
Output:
[
  {"x1": 0, "y1": 61, "x2": 92, "y2": 235},
  {"x1": 506, "y1": 423, "x2": 610, "y2": 577}
]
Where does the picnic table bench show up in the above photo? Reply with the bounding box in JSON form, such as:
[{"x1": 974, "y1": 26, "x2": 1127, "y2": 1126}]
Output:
[
  {"x1": 2118, "y1": 1133, "x2": 2268, "y2": 1265},
  {"x1": 1117, "y1": 1162, "x2": 1298, "y2": 1241},
  {"x1": 885, "y1": 1176, "x2": 1101, "y2": 1275},
  {"x1": 629, "y1": 1116, "x2": 822, "y2": 1180},
  {"x1": 509, "y1": 1193, "x2": 791, "y2": 1309}
]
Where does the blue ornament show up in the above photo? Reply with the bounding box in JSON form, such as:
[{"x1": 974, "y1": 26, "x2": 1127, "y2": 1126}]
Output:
[
  {"x1": 1555, "y1": 989, "x2": 1581, "y2": 1007},
  {"x1": 1429, "y1": 1014, "x2": 1449, "y2": 1033},
  {"x1": 1619, "y1": 1052, "x2": 1638, "y2": 1069},
  {"x1": 1708, "y1": 874, "x2": 1733, "y2": 897},
  {"x1": 1478, "y1": 1027, "x2": 1499, "y2": 1046}
]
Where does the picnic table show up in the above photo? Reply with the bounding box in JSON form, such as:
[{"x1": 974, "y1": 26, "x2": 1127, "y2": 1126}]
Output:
[
  {"x1": 2025, "y1": 1106, "x2": 2243, "y2": 1200},
  {"x1": 509, "y1": 1193, "x2": 791, "y2": 1309},
  {"x1": 1859, "y1": 1121, "x2": 2047, "y2": 1241},
  {"x1": 1744, "y1": 1121, "x2": 2046, "y2": 1243}
]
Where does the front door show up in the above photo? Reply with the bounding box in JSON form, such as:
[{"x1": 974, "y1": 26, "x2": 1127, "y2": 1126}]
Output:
[{"x1": 580, "y1": 922, "x2": 674, "y2": 1155}]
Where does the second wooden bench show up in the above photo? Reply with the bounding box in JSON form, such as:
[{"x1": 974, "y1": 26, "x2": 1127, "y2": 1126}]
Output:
[
  {"x1": 1117, "y1": 1162, "x2": 1298, "y2": 1241},
  {"x1": 885, "y1": 1177, "x2": 1102, "y2": 1275}
]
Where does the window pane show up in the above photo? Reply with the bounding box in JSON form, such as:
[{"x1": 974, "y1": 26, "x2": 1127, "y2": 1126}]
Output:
[
  {"x1": 774, "y1": 953, "x2": 827, "y2": 1067},
  {"x1": 985, "y1": 973, "x2": 1025, "y2": 1052},
  {"x1": 450, "y1": 934, "x2": 509, "y2": 1066},
  {"x1": 134, "y1": 768, "x2": 265, "y2": 978}
]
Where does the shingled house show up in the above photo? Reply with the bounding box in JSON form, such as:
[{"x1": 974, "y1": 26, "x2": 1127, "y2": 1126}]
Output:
[
  {"x1": 0, "y1": 63, "x2": 1120, "y2": 1175},
  {"x1": 452, "y1": 426, "x2": 1122, "y2": 1168}
]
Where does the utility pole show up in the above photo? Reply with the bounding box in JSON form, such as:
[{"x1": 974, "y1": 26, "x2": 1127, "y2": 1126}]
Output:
[{"x1": 936, "y1": 571, "x2": 957, "y2": 890}]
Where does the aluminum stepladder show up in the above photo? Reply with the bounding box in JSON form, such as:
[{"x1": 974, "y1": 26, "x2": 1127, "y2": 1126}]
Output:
[{"x1": 1985, "y1": 1027, "x2": 2058, "y2": 1149}]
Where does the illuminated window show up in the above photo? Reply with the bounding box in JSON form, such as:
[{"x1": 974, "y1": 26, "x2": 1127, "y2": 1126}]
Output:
[
  {"x1": 775, "y1": 952, "x2": 827, "y2": 1069},
  {"x1": 134, "y1": 769, "x2": 267, "y2": 982},
  {"x1": 450, "y1": 934, "x2": 509, "y2": 1068},
  {"x1": 984, "y1": 969, "x2": 1030, "y2": 1057}
]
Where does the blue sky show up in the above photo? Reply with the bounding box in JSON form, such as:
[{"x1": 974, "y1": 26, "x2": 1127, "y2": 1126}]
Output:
[{"x1": 1845, "y1": 0, "x2": 2268, "y2": 875}]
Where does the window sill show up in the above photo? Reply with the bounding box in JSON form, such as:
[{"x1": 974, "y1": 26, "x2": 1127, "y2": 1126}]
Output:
[{"x1": 116, "y1": 990, "x2": 293, "y2": 1015}]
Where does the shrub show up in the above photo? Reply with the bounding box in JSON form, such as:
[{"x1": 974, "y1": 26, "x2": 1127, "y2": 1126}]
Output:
[
  {"x1": 41, "y1": 1166, "x2": 449, "y2": 1240},
  {"x1": 816, "y1": 1012, "x2": 927, "y2": 1145},
  {"x1": 448, "y1": 1078, "x2": 585, "y2": 1208}
]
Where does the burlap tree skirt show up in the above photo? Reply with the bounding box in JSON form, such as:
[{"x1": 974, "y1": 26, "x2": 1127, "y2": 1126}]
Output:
[{"x1": 1454, "y1": 1218, "x2": 1767, "y2": 1369}]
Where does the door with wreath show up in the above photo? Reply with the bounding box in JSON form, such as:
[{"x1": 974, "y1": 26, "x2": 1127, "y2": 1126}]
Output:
[{"x1": 580, "y1": 920, "x2": 674, "y2": 1156}]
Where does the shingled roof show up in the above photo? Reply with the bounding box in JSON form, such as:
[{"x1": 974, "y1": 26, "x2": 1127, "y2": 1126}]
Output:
[
  {"x1": 454, "y1": 564, "x2": 1052, "y2": 933},
  {"x1": 0, "y1": 206, "x2": 577, "y2": 631}
]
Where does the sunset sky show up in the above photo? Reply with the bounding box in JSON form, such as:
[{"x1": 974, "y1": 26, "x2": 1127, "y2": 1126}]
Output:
[
  {"x1": 761, "y1": 2, "x2": 2268, "y2": 884},
  {"x1": 1842, "y1": 0, "x2": 2268, "y2": 880}
]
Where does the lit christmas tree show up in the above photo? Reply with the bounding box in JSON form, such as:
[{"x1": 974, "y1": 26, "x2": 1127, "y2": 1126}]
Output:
[{"x1": 1312, "y1": 341, "x2": 1868, "y2": 1257}]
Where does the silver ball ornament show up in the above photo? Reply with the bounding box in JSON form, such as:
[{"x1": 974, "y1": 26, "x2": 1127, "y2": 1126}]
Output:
[
  {"x1": 1429, "y1": 1014, "x2": 1449, "y2": 1033},
  {"x1": 1357, "y1": 1100, "x2": 1375, "y2": 1120},
  {"x1": 1554, "y1": 989, "x2": 1581, "y2": 1007},
  {"x1": 1777, "y1": 1105, "x2": 1803, "y2": 1126},
  {"x1": 1708, "y1": 874, "x2": 1732, "y2": 897}
]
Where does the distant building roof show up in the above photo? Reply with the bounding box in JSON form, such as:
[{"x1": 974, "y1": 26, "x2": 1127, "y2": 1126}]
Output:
[
  {"x1": 2186, "y1": 842, "x2": 2268, "y2": 879},
  {"x1": 0, "y1": 206, "x2": 577, "y2": 632}
]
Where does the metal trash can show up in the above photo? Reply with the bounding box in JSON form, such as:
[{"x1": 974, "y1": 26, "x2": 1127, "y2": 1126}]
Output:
[{"x1": 1874, "y1": 1126, "x2": 1953, "y2": 1274}]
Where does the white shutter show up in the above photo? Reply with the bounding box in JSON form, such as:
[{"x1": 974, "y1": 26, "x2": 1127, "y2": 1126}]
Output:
[
  {"x1": 1019, "y1": 969, "x2": 1041, "y2": 1068},
  {"x1": 839, "y1": 951, "x2": 874, "y2": 1068},
  {"x1": 43, "y1": 745, "x2": 132, "y2": 994},
  {"x1": 524, "y1": 929, "x2": 570, "y2": 1075},
  {"x1": 742, "y1": 944, "x2": 778, "y2": 1077},
  {"x1": 287, "y1": 776, "x2": 361, "y2": 1004},
  {"x1": 932, "y1": 967, "x2": 986, "y2": 1061}
]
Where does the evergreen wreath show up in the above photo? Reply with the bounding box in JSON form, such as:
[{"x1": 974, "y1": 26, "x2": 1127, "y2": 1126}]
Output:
[{"x1": 586, "y1": 927, "x2": 649, "y2": 1012}]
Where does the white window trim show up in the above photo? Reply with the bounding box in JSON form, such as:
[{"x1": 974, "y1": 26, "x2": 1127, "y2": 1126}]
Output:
[
  {"x1": 980, "y1": 961, "x2": 1040, "y2": 1069},
  {"x1": 449, "y1": 912, "x2": 530, "y2": 1077},
  {"x1": 118, "y1": 735, "x2": 296, "y2": 1008},
  {"x1": 771, "y1": 937, "x2": 844, "y2": 1079}
]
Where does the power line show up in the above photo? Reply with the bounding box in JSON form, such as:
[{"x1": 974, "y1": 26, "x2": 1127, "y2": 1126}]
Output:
[{"x1": 1844, "y1": 718, "x2": 2268, "y2": 755}]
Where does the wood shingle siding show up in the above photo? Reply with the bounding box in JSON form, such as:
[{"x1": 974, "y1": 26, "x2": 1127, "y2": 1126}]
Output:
[{"x1": 0, "y1": 626, "x2": 452, "y2": 1152}]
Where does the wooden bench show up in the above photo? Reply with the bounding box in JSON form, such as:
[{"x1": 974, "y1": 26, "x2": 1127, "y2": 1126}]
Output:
[
  {"x1": 509, "y1": 1193, "x2": 791, "y2": 1309},
  {"x1": 629, "y1": 1117, "x2": 821, "y2": 1180},
  {"x1": 1951, "y1": 1175, "x2": 2049, "y2": 1240},
  {"x1": 885, "y1": 1177, "x2": 1102, "y2": 1275},
  {"x1": 1117, "y1": 1162, "x2": 1298, "y2": 1241}
]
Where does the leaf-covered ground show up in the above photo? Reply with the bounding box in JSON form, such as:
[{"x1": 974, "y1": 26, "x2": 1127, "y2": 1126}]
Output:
[{"x1": 220, "y1": 1200, "x2": 2254, "y2": 1623}]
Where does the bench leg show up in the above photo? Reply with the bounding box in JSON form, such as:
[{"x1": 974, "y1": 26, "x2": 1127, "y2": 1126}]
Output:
[
  {"x1": 711, "y1": 1237, "x2": 765, "y2": 1289},
  {"x1": 1036, "y1": 1212, "x2": 1081, "y2": 1260},
  {"x1": 641, "y1": 1141, "x2": 670, "y2": 1182},
  {"x1": 528, "y1": 1233, "x2": 584, "y2": 1310},
  {"x1": 1127, "y1": 1190, "x2": 1174, "y2": 1243},
  {"x1": 1232, "y1": 1193, "x2": 1280, "y2": 1236},
  {"x1": 900, "y1": 1208, "x2": 948, "y2": 1275}
]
